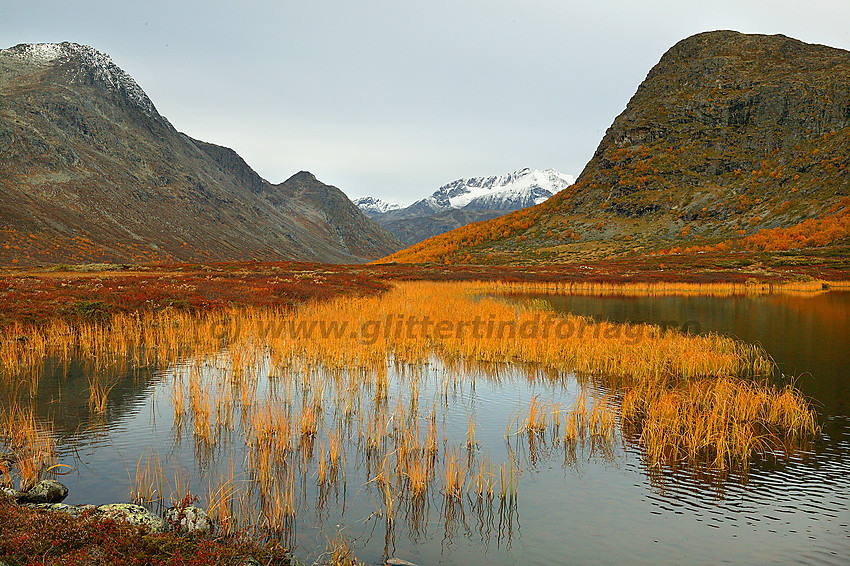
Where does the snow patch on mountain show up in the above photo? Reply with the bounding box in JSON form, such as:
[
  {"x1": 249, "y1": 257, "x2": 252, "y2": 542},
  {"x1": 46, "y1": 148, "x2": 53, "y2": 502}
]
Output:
[
  {"x1": 8, "y1": 42, "x2": 158, "y2": 116},
  {"x1": 353, "y1": 196, "x2": 403, "y2": 214},
  {"x1": 16, "y1": 43, "x2": 64, "y2": 63}
]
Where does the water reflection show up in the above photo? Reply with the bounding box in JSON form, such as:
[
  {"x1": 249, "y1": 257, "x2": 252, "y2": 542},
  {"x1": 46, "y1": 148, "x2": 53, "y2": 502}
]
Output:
[
  {"x1": 511, "y1": 290, "x2": 850, "y2": 564},
  {"x1": 1, "y1": 356, "x2": 159, "y2": 444}
]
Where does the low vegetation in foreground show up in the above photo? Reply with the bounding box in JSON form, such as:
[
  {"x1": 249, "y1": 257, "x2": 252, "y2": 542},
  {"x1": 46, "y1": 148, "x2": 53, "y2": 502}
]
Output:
[{"x1": 0, "y1": 491, "x2": 290, "y2": 566}]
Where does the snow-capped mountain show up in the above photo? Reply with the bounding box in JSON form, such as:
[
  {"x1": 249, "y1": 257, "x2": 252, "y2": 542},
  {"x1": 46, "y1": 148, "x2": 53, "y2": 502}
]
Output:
[
  {"x1": 359, "y1": 168, "x2": 575, "y2": 245},
  {"x1": 353, "y1": 196, "x2": 403, "y2": 216},
  {"x1": 421, "y1": 168, "x2": 575, "y2": 212},
  {"x1": 10, "y1": 42, "x2": 159, "y2": 117}
]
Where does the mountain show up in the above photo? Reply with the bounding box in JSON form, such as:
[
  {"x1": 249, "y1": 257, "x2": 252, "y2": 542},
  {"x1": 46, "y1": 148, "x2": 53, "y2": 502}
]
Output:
[
  {"x1": 0, "y1": 42, "x2": 402, "y2": 265},
  {"x1": 383, "y1": 31, "x2": 850, "y2": 264},
  {"x1": 352, "y1": 196, "x2": 403, "y2": 215},
  {"x1": 359, "y1": 168, "x2": 574, "y2": 245},
  {"x1": 416, "y1": 168, "x2": 574, "y2": 212}
]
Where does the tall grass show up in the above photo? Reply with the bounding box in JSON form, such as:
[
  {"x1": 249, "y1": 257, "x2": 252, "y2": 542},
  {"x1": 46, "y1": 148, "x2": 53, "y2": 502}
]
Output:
[
  {"x1": 621, "y1": 377, "x2": 819, "y2": 469},
  {"x1": 479, "y1": 279, "x2": 836, "y2": 297}
]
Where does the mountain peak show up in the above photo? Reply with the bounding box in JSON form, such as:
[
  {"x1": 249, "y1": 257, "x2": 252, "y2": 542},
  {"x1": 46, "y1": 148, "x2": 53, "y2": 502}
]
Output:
[
  {"x1": 283, "y1": 171, "x2": 321, "y2": 185},
  {"x1": 355, "y1": 167, "x2": 575, "y2": 245},
  {"x1": 0, "y1": 42, "x2": 402, "y2": 265},
  {"x1": 4, "y1": 41, "x2": 158, "y2": 116}
]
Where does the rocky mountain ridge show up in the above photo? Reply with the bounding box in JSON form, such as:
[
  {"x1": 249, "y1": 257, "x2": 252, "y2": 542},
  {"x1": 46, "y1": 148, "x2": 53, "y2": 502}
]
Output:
[{"x1": 352, "y1": 196, "x2": 403, "y2": 215}]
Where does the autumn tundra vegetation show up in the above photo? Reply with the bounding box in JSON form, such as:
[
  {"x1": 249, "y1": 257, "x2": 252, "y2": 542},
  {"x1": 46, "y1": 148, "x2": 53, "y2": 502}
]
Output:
[{"x1": 0, "y1": 272, "x2": 831, "y2": 564}]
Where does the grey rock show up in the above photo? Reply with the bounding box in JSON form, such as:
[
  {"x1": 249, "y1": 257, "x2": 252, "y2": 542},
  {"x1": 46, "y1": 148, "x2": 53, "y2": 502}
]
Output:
[
  {"x1": 165, "y1": 505, "x2": 213, "y2": 535},
  {"x1": 98, "y1": 503, "x2": 167, "y2": 533},
  {"x1": 386, "y1": 559, "x2": 418, "y2": 566},
  {"x1": 0, "y1": 43, "x2": 402, "y2": 266},
  {"x1": 18, "y1": 479, "x2": 68, "y2": 503}
]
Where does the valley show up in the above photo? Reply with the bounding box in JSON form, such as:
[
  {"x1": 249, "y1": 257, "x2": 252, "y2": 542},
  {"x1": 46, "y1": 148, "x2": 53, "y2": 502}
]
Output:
[{"x1": 1, "y1": 28, "x2": 849, "y2": 566}]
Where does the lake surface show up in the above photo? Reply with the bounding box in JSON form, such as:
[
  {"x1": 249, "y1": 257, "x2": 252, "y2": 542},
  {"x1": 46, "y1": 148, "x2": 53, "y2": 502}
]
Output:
[{"x1": 3, "y1": 291, "x2": 849, "y2": 565}]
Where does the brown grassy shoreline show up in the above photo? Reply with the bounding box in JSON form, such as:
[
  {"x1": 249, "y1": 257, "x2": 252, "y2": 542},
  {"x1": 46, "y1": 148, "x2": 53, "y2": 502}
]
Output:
[{"x1": 0, "y1": 247, "x2": 848, "y2": 327}]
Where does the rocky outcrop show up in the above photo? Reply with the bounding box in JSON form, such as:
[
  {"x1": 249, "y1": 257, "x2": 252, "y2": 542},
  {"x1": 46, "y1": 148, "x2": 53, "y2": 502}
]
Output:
[
  {"x1": 270, "y1": 172, "x2": 403, "y2": 260},
  {"x1": 2, "y1": 479, "x2": 69, "y2": 504},
  {"x1": 575, "y1": 30, "x2": 850, "y2": 202},
  {"x1": 23, "y1": 500, "x2": 213, "y2": 536},
  {"x1": 16, "y1": 479, "x2": 68, "y2": 504}
]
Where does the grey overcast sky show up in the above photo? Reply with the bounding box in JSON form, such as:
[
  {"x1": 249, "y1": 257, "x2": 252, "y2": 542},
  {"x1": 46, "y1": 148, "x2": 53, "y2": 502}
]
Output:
[{"x1": 3, "y1": 1, "x2": 850, "y2": 203}]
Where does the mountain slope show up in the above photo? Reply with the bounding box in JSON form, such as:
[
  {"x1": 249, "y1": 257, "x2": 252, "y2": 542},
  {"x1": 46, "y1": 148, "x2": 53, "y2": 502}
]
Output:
[
  {"x1": 269, "y1": 172, "x2": 404, "y2": 261},
  {"x1": 0, "y1": 42, "x2": 401, "y2": 265},
  {"x1": 383, "y1": 31, "x2": 850, "y2": 264},
  {"x1": 360, "y1": 168, "x2": 574, "y2": 245}
]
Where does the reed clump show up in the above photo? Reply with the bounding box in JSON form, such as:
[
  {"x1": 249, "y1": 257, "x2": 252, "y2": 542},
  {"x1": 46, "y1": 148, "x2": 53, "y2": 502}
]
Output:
[
  {"x1": 131, "y1": 451, "x2": 167, "y2": 505},
  {"x1": 2, "y1": 281, "x2": 818, "y2": 472},
  {"x1": 621, "y1": 377, "x2": 819, "y2": 469},
  {"x1": 0, "y1": 281, "x2": 780, "y2": 390},
  {"x1": 320, "y1": 529, "x2": 362, "y2": 566}
]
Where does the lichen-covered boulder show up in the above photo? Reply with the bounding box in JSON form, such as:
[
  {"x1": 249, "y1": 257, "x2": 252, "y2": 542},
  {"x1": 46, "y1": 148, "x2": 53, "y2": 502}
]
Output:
[
  {"x1": 97, "y1": 503, "x2": 167, "y2": 533},
  {"x1": 165, "y1": 505, "x2": 213, "y2": 535},
  {"x1": 18, "y1": 479, "x2": 68, "y2": 504}
]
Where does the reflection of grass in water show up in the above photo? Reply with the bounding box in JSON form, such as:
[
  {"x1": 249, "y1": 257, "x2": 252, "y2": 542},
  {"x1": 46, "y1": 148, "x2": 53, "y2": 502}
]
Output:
[
  {"x1": 87, "y1": 373, "x2": 116, "y2": 415},
  {"x1": 131, "y1": 451, "x2": 192, "y2": 510},
  {"x1": 0, "y1": 281, "x2": 823, "y2": 552}
]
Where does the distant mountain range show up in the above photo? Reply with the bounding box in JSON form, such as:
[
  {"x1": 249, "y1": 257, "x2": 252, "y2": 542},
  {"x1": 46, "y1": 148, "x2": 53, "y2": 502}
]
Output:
[
  {"x1": 384, "y1": 31, "x2": 850, "y2": 264},
  {"x1": 355, "y1": 168, "x2": 574, "y2": 245},
  {"x1": 0, "y1": 42, "x2": 402, "y2": 265}
]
